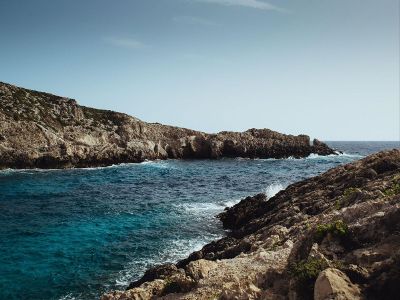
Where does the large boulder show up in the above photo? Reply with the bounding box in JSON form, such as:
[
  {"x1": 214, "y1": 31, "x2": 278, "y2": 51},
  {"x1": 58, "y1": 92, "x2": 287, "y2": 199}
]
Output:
[{"x1": 314, "y1": 268, "x2": 361, "y2": 300}]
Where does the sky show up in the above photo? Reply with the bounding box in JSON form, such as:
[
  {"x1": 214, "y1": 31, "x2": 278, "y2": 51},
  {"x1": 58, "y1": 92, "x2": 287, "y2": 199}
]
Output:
[{"x1": 0, "y1": 0, "x2": 399, "y2": 141}]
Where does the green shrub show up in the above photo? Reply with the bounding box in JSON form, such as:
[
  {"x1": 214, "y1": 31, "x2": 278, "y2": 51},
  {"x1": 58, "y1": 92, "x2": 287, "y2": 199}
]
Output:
[
  {"x1": 343, "y1": 187, "x2": 358, "y2": 197},
  {"x1": 335, "y1": 188, "x2": 359, "y2": 209},
  {"x1": 207, "y1": 292, "x2": 222, "y2": 300},
  {"x1": 314, "y1": 220, "x2": 349, "y2": 241},
  {"x1": 290, "y1": 258, "x2": 328, "y2": 298},
  {"x1": 383, "y1": 183, "x2": 400, "y2": 197}
]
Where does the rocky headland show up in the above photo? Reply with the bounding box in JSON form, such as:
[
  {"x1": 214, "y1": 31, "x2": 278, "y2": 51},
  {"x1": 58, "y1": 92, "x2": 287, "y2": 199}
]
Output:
[
  {"x1": 102, "y1": 149, "x2": 400, "y2": 300},
  {"x1": 0, "y1": 82, "x2": 336, "y2": 169}
]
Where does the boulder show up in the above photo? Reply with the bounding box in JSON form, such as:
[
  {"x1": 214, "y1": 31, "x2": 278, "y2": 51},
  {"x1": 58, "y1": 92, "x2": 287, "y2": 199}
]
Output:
[
  {"x1": 314, "y1": 268, "x2": 361, "y2": 300},
  {"x1": 185, "y1": 259, "x2": 218, "y2": 281}
]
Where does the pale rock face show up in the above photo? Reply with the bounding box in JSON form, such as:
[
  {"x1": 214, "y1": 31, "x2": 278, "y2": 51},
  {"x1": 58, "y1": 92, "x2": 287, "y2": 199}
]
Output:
[
  {"x1": 314, "y1": 268, "x2": 361, "y2": 300},
  {"x1": 220, "y1": 281, "x2": 262, "y2": 300},
  {"x1": 101, "y1": 279, "x2": 166, "y2": 300},
  {"x1": 185, "y1": 259, "x2": 218, "y2": 281}
]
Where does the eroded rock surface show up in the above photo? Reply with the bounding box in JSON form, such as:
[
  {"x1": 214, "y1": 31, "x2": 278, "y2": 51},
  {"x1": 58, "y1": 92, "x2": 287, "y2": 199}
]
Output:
[
  {"x1": 0, "y1": 82, "x2": 336, "y2": 169},
  {"x1": 102, "y1": 149, "x2": 400, "y2": 300}
]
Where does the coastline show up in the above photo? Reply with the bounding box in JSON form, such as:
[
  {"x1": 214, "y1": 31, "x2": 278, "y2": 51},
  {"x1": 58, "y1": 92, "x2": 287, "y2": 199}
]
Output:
[
  {"x1": 0, "y1": 152, "x2": 358, "y2": 173},
  {"x1": 0, "y1": 82, "x2": 337, "y2": 170},
  {"x1": 102, "y1": 149, "x2": 400, "y2": 300}
]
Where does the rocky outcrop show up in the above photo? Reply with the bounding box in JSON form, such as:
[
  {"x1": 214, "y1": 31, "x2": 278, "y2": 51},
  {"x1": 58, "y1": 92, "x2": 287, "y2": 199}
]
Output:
[
  {"x1": 102, "y1": 149, "x2": 400, "y2": 299},
  {"x1": 0, "y1": 82, "x2": 336, "y2": 169}
]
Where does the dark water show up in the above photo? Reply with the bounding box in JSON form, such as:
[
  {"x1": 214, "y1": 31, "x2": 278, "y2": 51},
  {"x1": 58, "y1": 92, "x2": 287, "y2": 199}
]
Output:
[{"x1": 0, "y1": 141, "x2": 398, "y2": 300}]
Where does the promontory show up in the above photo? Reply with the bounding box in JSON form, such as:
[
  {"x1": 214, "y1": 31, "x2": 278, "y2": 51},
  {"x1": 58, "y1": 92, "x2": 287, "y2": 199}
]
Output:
[{"x1": 0, "y1": 82, "x2": 335, "y2": 169}]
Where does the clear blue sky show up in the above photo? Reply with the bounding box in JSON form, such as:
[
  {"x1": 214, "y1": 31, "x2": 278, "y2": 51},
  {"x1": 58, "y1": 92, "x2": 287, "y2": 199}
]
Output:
[{"x1": 0, "y1": 0, "x2": 399, "y2": 140}]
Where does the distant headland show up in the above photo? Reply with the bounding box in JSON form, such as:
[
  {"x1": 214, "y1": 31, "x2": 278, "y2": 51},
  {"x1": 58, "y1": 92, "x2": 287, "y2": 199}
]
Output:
[{"x1": 0, "y1": 82, "x2": 336, "y2": 169}]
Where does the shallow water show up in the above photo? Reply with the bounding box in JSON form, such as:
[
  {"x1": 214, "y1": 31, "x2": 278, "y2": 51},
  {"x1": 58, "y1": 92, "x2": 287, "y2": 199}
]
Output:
[{"x1": 0, "y1": 141, "x2": 398, "y2": 299}]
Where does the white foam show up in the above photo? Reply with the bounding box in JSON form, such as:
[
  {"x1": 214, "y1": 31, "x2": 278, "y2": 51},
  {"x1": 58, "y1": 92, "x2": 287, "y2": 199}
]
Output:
[
  {"x1": 178, "y1": 197, "x2": 242, "y2": 214},
  {"x1": 113, "y1": 235, "x2": 222, "y2": 289},
  {"x1": 265, "y1": 183, "x2": 285, "y2": 198},
  {"x1": 58, "y1": 293, "x2": 77, "y2": 300},
  {"x1": 337, "y1": 152, "x2": 364, "y2": 158},
  {"x1": 180, "y1": 202, "x2": 222, "y2": 213},
  {"x1": 222, "y1": 198, "x2": 241, "y2": 208},
  {"x1": 306, "y1": 152, "x2": 363, "y2": 160},
  {"x1": 0, "y1": 160, "x2": 178, "y2": 175}
]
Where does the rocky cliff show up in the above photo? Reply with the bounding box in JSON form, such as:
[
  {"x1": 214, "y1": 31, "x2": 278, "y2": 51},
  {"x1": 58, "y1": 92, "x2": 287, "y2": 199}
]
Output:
[
  {"x1": 0, "y1": 82, "x2": 335, "y2": 169},
  {"x1": 102, "y1": 149, "x2": 400, "y2": 300}
]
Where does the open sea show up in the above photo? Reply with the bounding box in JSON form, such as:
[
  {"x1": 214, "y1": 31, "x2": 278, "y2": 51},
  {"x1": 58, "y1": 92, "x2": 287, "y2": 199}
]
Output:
[{"x1": 0, "y1": 141, "x2": 398, "y2": 300}]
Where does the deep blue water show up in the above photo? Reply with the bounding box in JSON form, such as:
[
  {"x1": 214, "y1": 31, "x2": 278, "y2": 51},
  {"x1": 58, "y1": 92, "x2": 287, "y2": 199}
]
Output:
[{"x1": 0, "y1": 141, "x2": 398, "y2": 300}]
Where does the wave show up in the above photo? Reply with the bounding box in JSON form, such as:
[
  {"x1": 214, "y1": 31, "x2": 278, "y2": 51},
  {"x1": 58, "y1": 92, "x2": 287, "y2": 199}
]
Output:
[
  {"x1": 337, "y1": 152, "x2": 364, "y2": 158},
  {"x1": 0, "y1": 163, "x2": 127, "y2": 174},
  {"x1": 306, "y1": 152, "x2": 364, "y2": 160},
  {"x1": 112, "y1": 183, "x2": 286, "y2": 291},
  {"x1": 0, "y1": 151, "x2": 364, "y2": 176},
  {"x1": 113, "y1": 235, "x2": 222, "y2": 289},
  {"x1": 178, "y1": 182, "x2": 286, "y2": 214},
  {"x1": 265, "y1": 183, "x2": 285, "y2": 198},
  {"x1": 234, "y1": 151, "x2": 364, "y2": 161},
  {"x1": 221, "y1": 198, "x2": 242, "y2": 207},
  {"x1": 0, "y1": 160, "x2": 178, "y2": 175},
  {"x1": 177, "y1": 197, "x2": 242, "y2": 214},
  {"x1": 58, "y1": 294, "x2": 77, "y2": 300}
]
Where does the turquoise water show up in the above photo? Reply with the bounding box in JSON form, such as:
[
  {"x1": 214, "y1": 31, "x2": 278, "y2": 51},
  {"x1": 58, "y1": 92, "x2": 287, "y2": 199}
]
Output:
[{"x1": 0, "y1": 142, "x2": 398, "y2": 299}]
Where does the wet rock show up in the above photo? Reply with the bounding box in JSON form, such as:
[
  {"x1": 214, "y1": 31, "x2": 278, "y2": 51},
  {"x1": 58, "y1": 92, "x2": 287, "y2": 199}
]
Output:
[
  {"x1": 127, "y1": 263, "x2": 178, "y2": 290},
  {"x1": 217, "y1": 193, "x2": 267, "y2": 230}
]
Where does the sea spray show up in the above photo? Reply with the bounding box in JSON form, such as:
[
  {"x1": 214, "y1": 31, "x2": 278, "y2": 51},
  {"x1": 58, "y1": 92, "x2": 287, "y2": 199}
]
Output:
[{"x1": 265, "y1": 183, "x2": 285, "y2": 198}]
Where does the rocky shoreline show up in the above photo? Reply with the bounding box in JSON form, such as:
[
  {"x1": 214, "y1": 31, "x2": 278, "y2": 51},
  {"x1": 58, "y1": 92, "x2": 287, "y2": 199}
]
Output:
[
  {"x1": 102, "y1": 149, "x2": 400, "y2": 300},
  {"x1": 0, "y1": 82, "x2": 336, "y2": 169}
]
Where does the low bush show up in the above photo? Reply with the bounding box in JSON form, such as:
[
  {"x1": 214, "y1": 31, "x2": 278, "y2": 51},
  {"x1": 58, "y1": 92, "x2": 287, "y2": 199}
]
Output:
[
  {"x1": 383, "y1": 183, "x2": 400, "y2": 197},
  {"x1": 314, "y1": 220, "x2": 349, "y2": 242},
  {"x1": 290, "y1": 258, "x2": 328, "y2": 299}
]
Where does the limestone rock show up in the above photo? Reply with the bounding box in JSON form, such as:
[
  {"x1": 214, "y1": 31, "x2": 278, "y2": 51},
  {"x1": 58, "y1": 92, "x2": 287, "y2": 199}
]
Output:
[
  {"x1": 185, "y1": 259, "x2": 218, "y2": 281},
  {"x1": 314, "y1": 268, "x2": 361, "y2": 300},
  {"x1": 101, "y1": 279, "x2": 166, "y2": 300}
]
